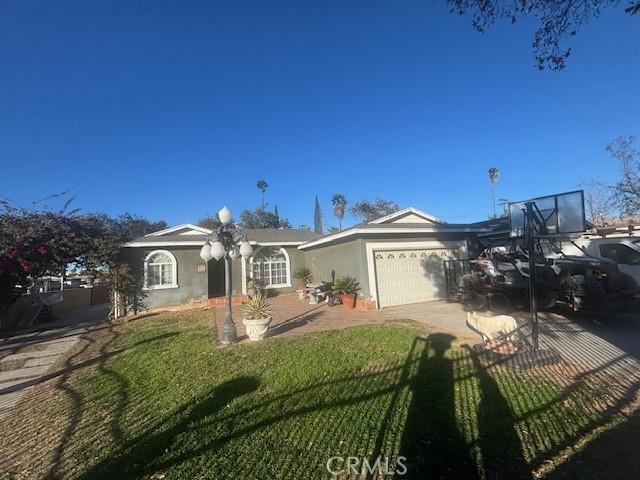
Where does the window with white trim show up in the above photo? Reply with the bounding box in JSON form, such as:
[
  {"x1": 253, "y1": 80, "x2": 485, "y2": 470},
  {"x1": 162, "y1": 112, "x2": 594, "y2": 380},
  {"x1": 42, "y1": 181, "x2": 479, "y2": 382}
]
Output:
[
  {"x1": 145, "y1": 250, "x2": 177, "y2": 288},
  {"x1": 251, "y1": 247, "x2": 289, "y2": 287}
]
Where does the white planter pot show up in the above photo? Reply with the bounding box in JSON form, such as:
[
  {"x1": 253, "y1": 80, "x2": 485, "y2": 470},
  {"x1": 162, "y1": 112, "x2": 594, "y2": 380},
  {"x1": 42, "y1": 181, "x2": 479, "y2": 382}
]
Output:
[
  {"x1": 242, "y1": 316, "x2": 272, "y2": 341},
  {"x1": 296, "y1": 289, "x2": 305, "y2": 300}
]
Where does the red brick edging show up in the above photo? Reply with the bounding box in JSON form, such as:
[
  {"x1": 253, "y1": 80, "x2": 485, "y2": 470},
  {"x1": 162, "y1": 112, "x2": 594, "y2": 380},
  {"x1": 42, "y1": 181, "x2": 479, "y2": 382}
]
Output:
[
  {"x1": 206, "y1": 295, "x2": 248, "y2": 306},
  {"x1": 356, "y1": 299, "x2": 377, "y2": 311},
  {"x1": 207, "y1": 294, "x2": 378, "y2": 311}
]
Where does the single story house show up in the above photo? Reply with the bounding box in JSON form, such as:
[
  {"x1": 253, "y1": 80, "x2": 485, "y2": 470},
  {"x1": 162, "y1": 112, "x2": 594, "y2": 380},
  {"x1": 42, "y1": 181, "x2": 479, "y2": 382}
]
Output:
[{"x1": 122, "y1": 207, "x2": 493, "y2": 310}]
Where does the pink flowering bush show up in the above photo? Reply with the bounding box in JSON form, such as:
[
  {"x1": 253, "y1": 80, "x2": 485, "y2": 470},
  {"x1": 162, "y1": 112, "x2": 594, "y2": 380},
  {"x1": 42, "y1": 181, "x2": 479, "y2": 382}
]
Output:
[{"x1": 0, "y1": 199, "x2": 164, "y2": 318}]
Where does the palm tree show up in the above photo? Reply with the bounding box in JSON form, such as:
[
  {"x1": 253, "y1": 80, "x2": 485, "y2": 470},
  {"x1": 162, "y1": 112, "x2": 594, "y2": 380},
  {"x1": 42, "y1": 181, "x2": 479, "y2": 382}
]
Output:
[
  {"x1": 488, "y1": 167, "x2": 500, "y2": 218},
  {"x1": 256, "y1": 179, "x2": 268, "y2": 209},
  {"x1": 331, "y1": 193, "x2": 347, "y2": 230}
]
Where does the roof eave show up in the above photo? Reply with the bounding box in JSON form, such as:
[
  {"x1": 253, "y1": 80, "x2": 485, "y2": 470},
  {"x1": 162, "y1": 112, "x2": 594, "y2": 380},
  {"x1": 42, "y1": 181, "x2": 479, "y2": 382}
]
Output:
[
  {"x1": 298, "y1": 226, "x2": 492, "y2": 250},
  {"x1": 123, "y1": 240, "x2": 309, "y2": 248},
  {"x1": 145, "y1": 223, "x2": 213, "y2": 237}
]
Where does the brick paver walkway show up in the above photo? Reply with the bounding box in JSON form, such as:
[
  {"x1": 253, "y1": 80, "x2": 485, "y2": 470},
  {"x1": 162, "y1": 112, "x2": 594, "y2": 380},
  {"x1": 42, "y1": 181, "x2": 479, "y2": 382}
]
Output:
[{"x1": 213, "y1": 294, "x2": 389, "y2": 341}]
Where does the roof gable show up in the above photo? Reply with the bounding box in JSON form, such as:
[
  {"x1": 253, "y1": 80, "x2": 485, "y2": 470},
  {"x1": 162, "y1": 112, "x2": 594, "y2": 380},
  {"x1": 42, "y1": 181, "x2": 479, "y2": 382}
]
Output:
[
  {"x1": 368, "y1": 207, "x2": 442, "y2": 225},
  {"x1": 145, "y1": 224, "x2": 213, "y2": 237}
]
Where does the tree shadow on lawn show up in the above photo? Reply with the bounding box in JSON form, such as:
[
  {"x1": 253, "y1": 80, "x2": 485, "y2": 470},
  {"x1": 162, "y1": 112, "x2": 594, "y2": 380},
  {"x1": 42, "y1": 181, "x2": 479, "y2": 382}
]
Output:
[
  {"x1": 0, "y1": 325, "x2": 180, "y2": 479},
  {"x1": 81, "y1": 376, "x2": 261, "y2": 479},
  {"x1": 47, "y1": 327, "x2": 180, "y2": 478},
  {"x1": 77, "y1": 333, "x2": 640, "y2": 479}
]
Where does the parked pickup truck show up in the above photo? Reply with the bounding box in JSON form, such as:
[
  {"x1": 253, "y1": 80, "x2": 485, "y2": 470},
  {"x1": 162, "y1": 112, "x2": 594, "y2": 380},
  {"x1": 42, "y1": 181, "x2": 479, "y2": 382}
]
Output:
[{"x1": 556, "y1": 237, "x2": 640, "y2": 287}]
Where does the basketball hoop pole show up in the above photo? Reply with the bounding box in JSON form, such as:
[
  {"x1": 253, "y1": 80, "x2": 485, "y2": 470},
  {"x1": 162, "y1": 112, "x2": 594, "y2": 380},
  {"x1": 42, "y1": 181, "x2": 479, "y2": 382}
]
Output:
[{"x1": 525, "y1": 202, "x2": 539, "y2": 351}]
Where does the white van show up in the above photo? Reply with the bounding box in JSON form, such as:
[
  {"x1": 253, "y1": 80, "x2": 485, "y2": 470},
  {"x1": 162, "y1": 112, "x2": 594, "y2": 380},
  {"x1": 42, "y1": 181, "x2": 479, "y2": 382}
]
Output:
[{"x1": 558, "y1": 237, "x2": 640, "y2": 286}]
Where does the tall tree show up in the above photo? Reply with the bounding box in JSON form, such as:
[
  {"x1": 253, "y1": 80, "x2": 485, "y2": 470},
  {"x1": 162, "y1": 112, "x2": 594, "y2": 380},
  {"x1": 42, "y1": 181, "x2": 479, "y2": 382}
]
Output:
[
  {"x1": 488, "y1": 167, "x2": 500, "y2": 218},
  {"x1": 314, "y1": 196, "x2": 323, "y2": 234},
  {"x1": 256, "y1": 179, "x2": 268, "y2": 209},
  {"x1": 447, "y1": 0, "x2": 639, "y2": 70},
  {"x1": 607, "y1": 136, "x2": 640, "y2": 216},
  {"x1": 240, "y1": 208, "x2": 290, "y2": 229},
  {"x1": 198, "y1": 216, "x2": 223, "y2": 230},
  {"x1": 274, "y1": 204, "x2": 279, "y2": 221},
  {"x1": 331, "y1": 193, "x2": 347, "y2": 230},
  {"x1": 583, "y1": 181, "x2": 615, "y2": 226},
  {"x1": 350, "y1": 198, "x2": 400, "y2": 223},
  {"x1": 111, "y1": 213, "x2": 167, "y2": 240}
]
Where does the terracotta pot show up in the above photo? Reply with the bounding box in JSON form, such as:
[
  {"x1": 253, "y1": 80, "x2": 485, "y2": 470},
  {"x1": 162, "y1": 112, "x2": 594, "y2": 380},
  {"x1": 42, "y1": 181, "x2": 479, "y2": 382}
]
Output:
[{"x1": 340, "y1": 293, "x2": 357, "y2": 310}]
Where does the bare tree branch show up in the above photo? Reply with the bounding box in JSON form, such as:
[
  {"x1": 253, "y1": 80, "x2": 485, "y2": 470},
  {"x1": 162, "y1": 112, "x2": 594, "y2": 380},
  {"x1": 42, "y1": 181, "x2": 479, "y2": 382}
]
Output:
[{"x1": 447, "y1": 0, "x2": 639, "y2": 70}]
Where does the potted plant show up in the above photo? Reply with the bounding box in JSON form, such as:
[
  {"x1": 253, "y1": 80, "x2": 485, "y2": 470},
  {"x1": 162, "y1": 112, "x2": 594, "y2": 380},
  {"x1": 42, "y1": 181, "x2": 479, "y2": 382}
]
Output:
[
  {"x1": 293, "y1": 266, "x2": 313, "y2": 288},
  {"x1": 246, "y1": 278, "x2": 260, "y2": 297},
  {"x1": 242, "y1": 293, "x2": 272, "y2": 341},
  {"x1": 331, "y1": 276, "x2": 360, "y2": 310}
]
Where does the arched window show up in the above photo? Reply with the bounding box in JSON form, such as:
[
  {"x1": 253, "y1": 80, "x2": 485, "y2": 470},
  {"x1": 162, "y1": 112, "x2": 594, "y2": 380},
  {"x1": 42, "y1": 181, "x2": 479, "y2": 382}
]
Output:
[
  {"x1": 144, "y1": 250, "x2": 178, "y2": 289},
  {"x1": 250, "y1": 247, "x2": 290, "y2": 288}
]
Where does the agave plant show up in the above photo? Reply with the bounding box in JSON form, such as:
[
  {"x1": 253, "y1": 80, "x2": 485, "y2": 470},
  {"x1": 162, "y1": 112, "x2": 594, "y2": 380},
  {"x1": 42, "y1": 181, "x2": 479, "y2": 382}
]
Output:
[
  {"x1": 293, "y1": 266, "x2": 313, "y2": 285},
  {"x1": 243, "y1": 293, "x2": 271, "y2": 320},
  {"x1": 331, "y1": 276, "x2": 360, "y2": 295},
  {"x1": 246, "y1": 278, "x2": 261, "y2": 297}
]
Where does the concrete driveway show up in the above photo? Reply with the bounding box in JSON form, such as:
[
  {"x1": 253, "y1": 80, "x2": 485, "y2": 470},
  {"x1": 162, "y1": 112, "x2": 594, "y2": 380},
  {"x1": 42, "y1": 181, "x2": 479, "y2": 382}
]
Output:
[
  {"x1": 383, "y1": 300, "x2": 640, "y2": 380},
  {"x1": 383, "y1": 300, "x2": 478, "y2": 343},
  {"x1": 536, "y1": 309, "x2": 640, "y2": 381}
]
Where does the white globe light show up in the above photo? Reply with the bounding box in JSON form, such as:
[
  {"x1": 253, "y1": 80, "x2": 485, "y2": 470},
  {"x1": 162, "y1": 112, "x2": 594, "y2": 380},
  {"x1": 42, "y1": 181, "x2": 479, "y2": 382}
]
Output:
[
  {"x1": 210, "y1": 241, "x2": 225, "y2": 261},
  {"x1": 218, "y1": 206, "x2": 232, "y2": 225},
  {"x1": 199, "y1": 242, "x2": 213, "y2": 262},
  {"x1": 239, "y1": 240, "x2": 253, "y2": 258}
]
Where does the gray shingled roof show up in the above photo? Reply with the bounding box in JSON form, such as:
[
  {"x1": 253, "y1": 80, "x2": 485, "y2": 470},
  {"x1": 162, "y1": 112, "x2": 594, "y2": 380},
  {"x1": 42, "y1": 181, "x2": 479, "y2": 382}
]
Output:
[
  {"x1": 243, "y1": 229, "x2": 322, "y2": 242},
  {"x1": 298, "y1": 221, "x2": 496, "y2": 249},
  {"x1": 126, "y1": 228, "x2": 321, "y2": 246}
]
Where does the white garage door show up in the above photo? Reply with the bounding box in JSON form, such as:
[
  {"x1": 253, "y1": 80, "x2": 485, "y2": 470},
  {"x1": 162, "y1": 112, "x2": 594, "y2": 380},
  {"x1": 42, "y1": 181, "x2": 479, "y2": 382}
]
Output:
[{"x1": 374, "y1": 248, "x2": 459, "y2": 308}]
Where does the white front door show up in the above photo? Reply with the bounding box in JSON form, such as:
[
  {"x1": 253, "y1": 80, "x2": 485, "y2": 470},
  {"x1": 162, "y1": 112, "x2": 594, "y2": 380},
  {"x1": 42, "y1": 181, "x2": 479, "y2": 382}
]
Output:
[{"x1": 374, "y1": 248, "x2": 458, "y2": 308}]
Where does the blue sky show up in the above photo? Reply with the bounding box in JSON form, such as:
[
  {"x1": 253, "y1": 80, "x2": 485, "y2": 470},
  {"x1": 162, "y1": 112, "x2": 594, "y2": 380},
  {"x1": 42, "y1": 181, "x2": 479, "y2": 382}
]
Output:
[{"x1": 1, "y1": 1, "x2": 638, "y2": 229}]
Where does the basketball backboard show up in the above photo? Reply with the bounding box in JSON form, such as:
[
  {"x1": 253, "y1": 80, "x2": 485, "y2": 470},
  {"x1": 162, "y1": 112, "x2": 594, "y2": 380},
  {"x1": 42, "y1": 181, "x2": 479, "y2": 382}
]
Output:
[{"x1": 509, "y1": 190, "x2": 586, "y2": 237}]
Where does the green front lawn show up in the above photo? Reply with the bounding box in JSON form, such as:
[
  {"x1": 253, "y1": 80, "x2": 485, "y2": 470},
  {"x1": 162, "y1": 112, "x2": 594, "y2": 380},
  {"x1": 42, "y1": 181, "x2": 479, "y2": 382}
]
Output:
[{"x1": 6, "y1": 310, "x2": 638, "y2": 479}]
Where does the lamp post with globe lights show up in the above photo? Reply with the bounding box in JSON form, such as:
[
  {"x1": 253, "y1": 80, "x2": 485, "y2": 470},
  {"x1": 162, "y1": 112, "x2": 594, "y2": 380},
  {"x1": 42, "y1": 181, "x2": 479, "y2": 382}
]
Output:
[{"x1": 199, "y1": 206, "x2": 253, "y2": 344}]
